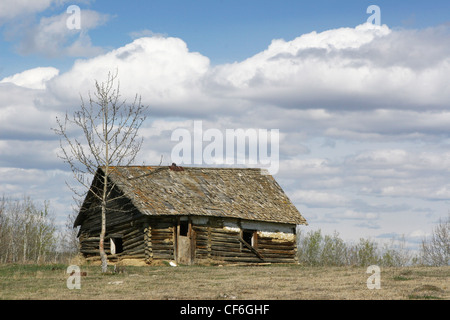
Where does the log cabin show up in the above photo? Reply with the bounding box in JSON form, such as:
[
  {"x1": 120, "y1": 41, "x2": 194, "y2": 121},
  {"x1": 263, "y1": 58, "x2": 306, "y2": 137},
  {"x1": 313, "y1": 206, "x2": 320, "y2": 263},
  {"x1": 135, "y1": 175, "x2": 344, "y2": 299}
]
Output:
[{"x1": 74, "y1": 165, "x2": 307, "y2": 265}]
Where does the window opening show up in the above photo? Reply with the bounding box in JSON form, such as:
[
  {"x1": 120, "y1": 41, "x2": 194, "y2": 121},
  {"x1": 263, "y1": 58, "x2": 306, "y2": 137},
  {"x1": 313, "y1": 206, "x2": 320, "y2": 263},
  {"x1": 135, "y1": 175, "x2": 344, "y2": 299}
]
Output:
[
  {"x1": 110, "y1": 238, "x2": 123, "y2": 254},
  {"x1": 242, "y1": 230, "x2": 254, "y2": 246}
]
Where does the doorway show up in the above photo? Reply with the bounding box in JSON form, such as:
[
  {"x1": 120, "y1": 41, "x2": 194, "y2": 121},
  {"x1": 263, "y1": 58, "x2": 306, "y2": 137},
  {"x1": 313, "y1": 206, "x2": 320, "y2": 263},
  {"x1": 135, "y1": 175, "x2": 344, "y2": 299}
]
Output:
[{"x1": 177, "y1": 219, "x2": 193, "y2": 265}]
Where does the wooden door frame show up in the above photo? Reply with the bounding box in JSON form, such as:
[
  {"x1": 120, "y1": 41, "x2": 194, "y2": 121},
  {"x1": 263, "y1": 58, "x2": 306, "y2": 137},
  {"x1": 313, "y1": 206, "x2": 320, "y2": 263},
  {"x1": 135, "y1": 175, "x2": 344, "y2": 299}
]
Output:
[{"x1": 175, "y1": 216, "x2": 194, "y2": 265}]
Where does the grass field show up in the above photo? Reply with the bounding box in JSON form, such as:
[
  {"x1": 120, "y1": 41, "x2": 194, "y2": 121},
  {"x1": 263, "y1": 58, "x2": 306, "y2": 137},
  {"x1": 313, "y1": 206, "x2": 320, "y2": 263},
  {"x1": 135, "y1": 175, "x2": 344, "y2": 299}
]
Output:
[{"x1": 0, "y1": 262, "x2": 448, "y2": 300}]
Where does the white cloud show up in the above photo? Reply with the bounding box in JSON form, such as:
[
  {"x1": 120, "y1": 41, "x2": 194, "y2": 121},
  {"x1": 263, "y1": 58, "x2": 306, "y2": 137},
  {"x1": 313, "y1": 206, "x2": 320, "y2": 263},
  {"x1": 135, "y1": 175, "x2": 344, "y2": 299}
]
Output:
[
  {"x1": 38, "y1": 22, "x2": 450, "y2": 129},
  {"x1": 47, "y1": 36, "x2": 211, "y2": 111},
  {"x1": 343, "y1": 148, "x2": 450, "y2": 200},
  {"x1": 17, "y1": 9, "x2": 109, "y2": 57},
  {"x1": 0, "y1": 69, "x2": 61, "y2": 141},
  {"x1": 206, "y1": 23, "x2": 450, "y2": 111},
  {"x1": 291, "y1": 190, "x2": 348, "y2": 208},
  {"x1": 2, "y1": 22, "x2": 450, "y2": 243},
  {"x1": 0, "y1": 67, "x2": 59, "y2": 89},
  {"x1": 278, "y1": 158, "x2": 340, "y2": 177},
  {"x1": 339, "y1": 210, "x2": 379, "y2": 220},
  {"x1": 208, "y1": 23, "x2": 391, "y2": 87},
  {"x1": 0, "y1": 0, "x2": 54, "y2": 22}
]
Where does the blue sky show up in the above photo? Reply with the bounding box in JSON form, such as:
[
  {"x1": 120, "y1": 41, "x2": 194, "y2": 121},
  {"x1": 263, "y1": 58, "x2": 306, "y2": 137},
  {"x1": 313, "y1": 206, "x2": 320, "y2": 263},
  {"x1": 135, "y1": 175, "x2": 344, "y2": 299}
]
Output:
[
  {"x1": 1, "y1": 0, "x2": 450, "y2": 252},
  {"x1": 2, "y1": 1, "x2": 450, "y2": 73}
]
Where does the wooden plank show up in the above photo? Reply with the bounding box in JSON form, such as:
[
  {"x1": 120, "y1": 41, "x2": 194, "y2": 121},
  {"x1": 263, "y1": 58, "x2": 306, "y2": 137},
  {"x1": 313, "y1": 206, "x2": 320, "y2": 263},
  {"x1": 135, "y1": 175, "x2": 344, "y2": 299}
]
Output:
[
  {"x1": 152, "y1": 246, "x2": 174, "y2": 252},
  {"x1": 238, "y1": 235, "x2": 264, "y2": 260},
  {"x1": 258, "y1": 246, "x2": 295, "y2": 253},
  {"x1": 259, "y1": 248, "x2": 296, "y2": 255},
  {"x1": 218, "y1": 256, "x2": 263, "y2": 263},
  {"x1": 258, "y1": 238, "x2": 295, "y2": 246},
  {"x1": 152, "y1": 253, "x2": 174, "y2": 259},
  {"x1": 151, "y1": 234, "x2": 174, "y2": 240}
]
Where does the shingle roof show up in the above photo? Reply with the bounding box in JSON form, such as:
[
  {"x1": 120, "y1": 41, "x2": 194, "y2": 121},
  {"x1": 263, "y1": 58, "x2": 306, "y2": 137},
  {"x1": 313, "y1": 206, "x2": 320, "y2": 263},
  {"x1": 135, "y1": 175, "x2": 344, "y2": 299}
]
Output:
[{"x1": 89, "y1": 165, "x2": 307, "y2": 225}]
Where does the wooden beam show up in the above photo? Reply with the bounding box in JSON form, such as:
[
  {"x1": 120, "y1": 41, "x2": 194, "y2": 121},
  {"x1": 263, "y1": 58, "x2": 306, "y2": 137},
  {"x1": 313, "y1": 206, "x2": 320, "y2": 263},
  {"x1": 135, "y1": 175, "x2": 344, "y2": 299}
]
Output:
[{"x1": 238, "y1": 235, "x2": 264, "y2": 260}]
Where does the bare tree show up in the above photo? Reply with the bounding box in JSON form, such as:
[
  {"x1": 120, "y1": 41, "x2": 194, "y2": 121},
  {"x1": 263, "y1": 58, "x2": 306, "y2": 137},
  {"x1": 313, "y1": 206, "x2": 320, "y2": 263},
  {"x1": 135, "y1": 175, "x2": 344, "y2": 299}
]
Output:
[
  {"x1": 0, "y1": 196, "x2": 57, "y2": 264},
  {"x1": 421, "y1": 214, "x2": 450, "y2": 266},
  {"x1": 54, "y1": 71, "x2": 148, "y2": 272}
]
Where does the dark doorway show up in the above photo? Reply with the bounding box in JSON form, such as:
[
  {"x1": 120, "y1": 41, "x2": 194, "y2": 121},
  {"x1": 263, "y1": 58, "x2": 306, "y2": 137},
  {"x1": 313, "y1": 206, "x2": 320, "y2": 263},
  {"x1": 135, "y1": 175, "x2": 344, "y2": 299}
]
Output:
[
  {"x1": 177, "y1": 219, "x2": 192, "y2": 265},
  {"x1": 242, "y1": 230, "x2": 255, "y2": 246},
  {"x1": 179, "y1": 220, "x2": 189, "y2": 236},
  {"x1": 111, "y1": 238, "x2": 123, "y2": 255}
]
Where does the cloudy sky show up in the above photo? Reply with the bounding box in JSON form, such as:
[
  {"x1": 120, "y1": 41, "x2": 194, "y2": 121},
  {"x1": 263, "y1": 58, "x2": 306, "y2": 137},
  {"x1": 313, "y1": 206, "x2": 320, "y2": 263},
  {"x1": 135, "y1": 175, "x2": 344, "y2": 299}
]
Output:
[{"x1": 1, "y1": 0, "x2": 450, "y2": 250}]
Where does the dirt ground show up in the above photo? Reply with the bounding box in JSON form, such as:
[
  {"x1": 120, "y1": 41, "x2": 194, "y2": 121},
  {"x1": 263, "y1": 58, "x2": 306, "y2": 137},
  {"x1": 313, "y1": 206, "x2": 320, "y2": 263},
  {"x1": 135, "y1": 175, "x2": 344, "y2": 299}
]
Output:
[{"x1": 0, "y1": 262, "x2": 448, "y2": 300}]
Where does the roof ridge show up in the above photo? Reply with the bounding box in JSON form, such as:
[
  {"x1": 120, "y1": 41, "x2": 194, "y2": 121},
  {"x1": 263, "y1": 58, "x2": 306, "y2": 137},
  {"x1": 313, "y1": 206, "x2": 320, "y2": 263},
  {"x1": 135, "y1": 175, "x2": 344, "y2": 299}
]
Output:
[{"x1": 102, "y1": 165, "x2": 263, "y2": 170}]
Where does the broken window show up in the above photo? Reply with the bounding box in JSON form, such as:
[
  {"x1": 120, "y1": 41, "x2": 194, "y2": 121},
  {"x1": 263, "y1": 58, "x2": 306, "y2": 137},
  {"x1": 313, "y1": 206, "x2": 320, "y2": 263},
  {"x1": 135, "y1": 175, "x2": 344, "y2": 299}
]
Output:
[
  {"x1": 240, "y1": 230, "x2": 264, "y2": 260},
  {"x1": 110, "y1": 238, "x2": 123, "y2": 255},
  {"x1": 242, "y1": 230, "x2": 255, "y2": 247}
]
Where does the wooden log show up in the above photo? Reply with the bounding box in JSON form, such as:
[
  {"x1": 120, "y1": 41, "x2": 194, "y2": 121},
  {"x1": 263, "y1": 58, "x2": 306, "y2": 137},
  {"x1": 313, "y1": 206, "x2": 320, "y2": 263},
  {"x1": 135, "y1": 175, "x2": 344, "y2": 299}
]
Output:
[
  {"x1": 238, "y1": 235, "x2": 264, "y2": 260},
  {"x1": 217, "y1": 256, "x2": 263, "y2": 263},
  {"x1": 123, "y1": 228, "x2": 142, "y2": 238},
  {"x1": 112, "y1": 254, "x2": 146, "y2": 260},
  {"x1": 126, "y1": 247, "x2": 145, "y2": 255},
  {"x1": 123, "y1": 235, "x2": 144, "y2": 247},
  {"x1": 258, "y1": 239, "x2": 295, "y2": 246},
  {"x1": 260, "y1": 258, "x2": 296, "y2": 264},
  {"x1": 152, "y1": 246, "x2": 174, "y2": 251},
  {"x1": 124, "y1": 241, "x2": 145, "y2": 252},
  {"x1": 80, "y1": 249, "x2": 100, "y2": 254},
  {"x1": 151, "y1": 224, "x2": 174, "y2": 231},
  {"x1": 151, "y1": 228, "x2": 174, "y2": 233},
  {"x1": 259, "y1": 248, "x2": 296, "y2": 255},
  {"x1": 211, "y1": 246, "x2": 241, "y2": 254},
  {"x1": 195, "y1": 226, "x2": 239, "y2": 236},
  {"x1": 82, "y1": 237, "x2": 101, "y2": 242},
  {"x1": 211, "y1": 249, "x2": 257, "y2": 257},
  {"x1": 151, "y1": 234, "x2": 174, "y2": 239},
  {"x1": 152, "y1": 253, "x2": 174, "y2": 259}
]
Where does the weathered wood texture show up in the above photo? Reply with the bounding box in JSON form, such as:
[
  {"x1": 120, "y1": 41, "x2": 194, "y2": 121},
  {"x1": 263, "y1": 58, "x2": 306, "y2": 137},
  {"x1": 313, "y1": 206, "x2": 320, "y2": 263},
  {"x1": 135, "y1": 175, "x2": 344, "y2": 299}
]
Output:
[
  {"x1": 193, "y1": 225, "x2": 297, "y2": 264},
  {"x1": 145, "y1": 217, "x2": 175, "y2": 262},
  {"x1": 75, "y1": 166, "x2": 304, "y2": 265},
  {"x1": 79, "y1": 206, "x2": 296, "y2": 264},
  {"x1": 78, "y1": 189, "x2": 147, "y2": 258}
]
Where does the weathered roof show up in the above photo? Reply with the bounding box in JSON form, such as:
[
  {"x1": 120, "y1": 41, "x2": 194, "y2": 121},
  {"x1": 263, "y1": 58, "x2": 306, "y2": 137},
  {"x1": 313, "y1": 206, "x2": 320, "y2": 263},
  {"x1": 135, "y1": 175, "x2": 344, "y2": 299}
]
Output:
[{"x1": 82, "y1": 165, "x2": 307, "y2": 225}]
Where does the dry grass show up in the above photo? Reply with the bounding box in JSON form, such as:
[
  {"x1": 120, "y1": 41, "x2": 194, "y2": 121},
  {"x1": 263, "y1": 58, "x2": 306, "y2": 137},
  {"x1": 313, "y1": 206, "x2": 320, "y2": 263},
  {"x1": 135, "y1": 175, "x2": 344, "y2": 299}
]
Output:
[{"x1": 0, "y1": 262, "x2": 448, "y2": 300}]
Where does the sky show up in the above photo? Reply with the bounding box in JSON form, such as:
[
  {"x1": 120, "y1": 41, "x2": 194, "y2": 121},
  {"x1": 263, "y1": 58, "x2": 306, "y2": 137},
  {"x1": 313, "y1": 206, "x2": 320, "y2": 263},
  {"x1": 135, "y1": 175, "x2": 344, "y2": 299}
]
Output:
[{"x1": 1, "y1": 0, "x2": 450, "y2": 252}]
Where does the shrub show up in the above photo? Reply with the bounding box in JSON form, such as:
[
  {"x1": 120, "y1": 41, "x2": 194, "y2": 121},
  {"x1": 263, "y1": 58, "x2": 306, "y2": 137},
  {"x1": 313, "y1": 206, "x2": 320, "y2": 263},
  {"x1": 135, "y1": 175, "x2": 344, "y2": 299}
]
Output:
[
  {"x1": 297, "y1": 229, "x2": 415, "y2": 267},
  {"x1": 420, "y1": 214, "x2": 449, "y2": 266}
]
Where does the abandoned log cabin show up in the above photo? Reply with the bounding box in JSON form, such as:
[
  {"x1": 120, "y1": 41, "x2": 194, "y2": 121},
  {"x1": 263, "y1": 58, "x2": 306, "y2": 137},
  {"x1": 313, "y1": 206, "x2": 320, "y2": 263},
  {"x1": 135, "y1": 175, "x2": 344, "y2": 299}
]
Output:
[{"x1": 74, "y1": 165, "x2": 307, "y2": 264}]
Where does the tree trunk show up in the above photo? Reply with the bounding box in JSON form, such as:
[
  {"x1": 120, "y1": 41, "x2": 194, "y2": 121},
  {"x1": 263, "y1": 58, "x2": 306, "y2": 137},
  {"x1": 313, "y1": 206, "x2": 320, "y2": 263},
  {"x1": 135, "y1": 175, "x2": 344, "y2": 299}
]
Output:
[
  {"x1": 54, "y1": 71, "x2": 147, "y2": 273},
  {"x1": 23, "y1": 225, "x2": 28, "y2": 263},
  {"x1": 100, "y1": 199, "x2": 108, "y2": 273}
]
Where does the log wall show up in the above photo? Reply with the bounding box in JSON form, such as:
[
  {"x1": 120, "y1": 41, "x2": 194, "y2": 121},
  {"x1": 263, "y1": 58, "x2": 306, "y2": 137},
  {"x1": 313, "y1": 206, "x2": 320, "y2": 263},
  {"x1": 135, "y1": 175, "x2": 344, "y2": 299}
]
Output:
[
  {"x1": 78, "y1": 191, "x2": 147, "y2": 259},
  {"x1": 145, "y1": 217, "x2": 175, "y2": 262},
  {"x1": 79, "y1": 212, "x2": 297, "y2": 264},
  {"x1": 192, "y1": 218, "x2": 297, "y2": 264}
]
